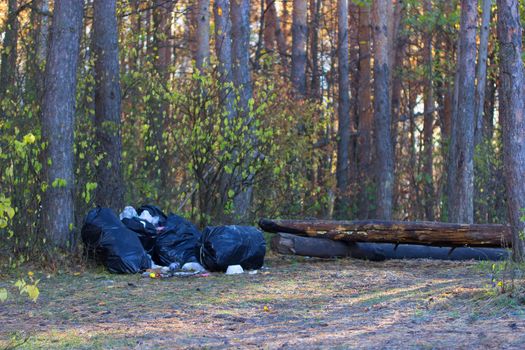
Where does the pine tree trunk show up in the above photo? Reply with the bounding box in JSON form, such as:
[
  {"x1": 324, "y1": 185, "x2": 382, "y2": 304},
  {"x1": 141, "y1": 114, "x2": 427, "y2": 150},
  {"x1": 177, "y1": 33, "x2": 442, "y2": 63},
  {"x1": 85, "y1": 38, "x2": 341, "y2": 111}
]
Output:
[
  {"x1": 41, "y1": 0, "x2": 85, "y2": 248},
  {"x1": 214, "y1": 0, "x2": 234, "y2": 119},
  {"x1": 34, "y1": 0, "x2": 49, "y2": 100},
  {"x1": 447, "y1": 0, "x2": 477, "y2": 223},
  {"x1": 474, "y1": 0, "x2": 492, "y2": 148},
  {"x1": 152, "y1": 0, "x2": 174, "y2": 197},
  {"x1": 192, "y1": 0, "x2": 210, "y2": 70},
  {"x1": 259, "y1": 218, "x2": 512, "y2": 248},
  {"x1": 0, "y1": 0, "x2": 19, "y2": 99},
  {"x1": 356, "y1": 3, "x2": 373, "y2": 219},
  {"x1": 264, "y1": 0, "x2": 276, "y2": 52},
  {"x1": 213, "y1": 0, "x2": 235, "y2": 220},
  {"x1": 497, "y1": 0, "x2": 525, "y2": 261},
  {"x1": 422, "y1": 0, "x2": 434, "y2": 221},
  {"x1": 93, "y1": 0, "x2": 124, "y2": 211},
  {"x1": 334, "y1": 0, "x2": 350, "y2": 218},
  {"x1": 390, "y1": 0, "x2": 405, "y2": 152},
  {"x1": 309, "y1": 0, "x2": 321, "y2": 98},
  {"x1": 291, "y1": 0, "x2": 307, "y2": 97},
  {"x1": 231, "y1": 0, "x2": 253, "y2": 220},
  {"x1": 372, "y1": 0, "x2": 394, "y2": 220}
]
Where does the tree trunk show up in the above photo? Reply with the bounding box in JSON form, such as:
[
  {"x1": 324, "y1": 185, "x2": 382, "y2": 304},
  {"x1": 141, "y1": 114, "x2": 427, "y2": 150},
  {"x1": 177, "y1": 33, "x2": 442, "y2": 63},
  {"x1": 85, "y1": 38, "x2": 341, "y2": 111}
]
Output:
[
  {"x1": 212, "y1": 0, "x2": 235, "y2": 219},
  {"x1": 34, "y1": 0, "x2": 50, "y2": 100},
  {"x1": 259, "y1": 218, "x2": 512, "y2": 248},
  {"x1": 483, "y1": 70, "x2": 496, "y2": 141},
  {"x1": 0, "y1": 0, "x2": 19, "y2": 99},
  {"x1": 191, "y1": 0, "x2": 210, "y2": 70},
  {"x1": 291, "y1": 0, "x2": 307, "y2": 97},
  {"x1": 356, "y1": 3, "x2": 373, "y2": 219},
  {"x1": 214, "y1": 0, "x2": 234, "y2": 119},
  {"x1": 41, "y1": 0, "x2": 85, "y2": 248},
  {"x1": 93, "y1": 0, "x2": 124, "y2": 211},
  {"x1": 348, "y1": 1, "x2": 360, "y2": 205},
  {"x1": 390, "y1": 0, "x2": 405, "y2": 152},
  {"x1": 372, "y1": 0, "x2": 394, "y2": 219},
  {"x1": 334, "y1": 0, "x2": 350, "y2": 218},
  {"x1": 309, "y1": 0, "x2": 321, "y2": 98},
  {"x1": 271, "y1": 232, "x2": 354, "y2": 258},
  {"x1": 497, "y1": 0, "x2": 525, "y2": 261},
  {"x1": 231, "y1": 0, "x2": 252, "y2": 118},
  {"x1": 231, "y1": 0, "x2": 253, "y2": 220},
  {"x1": 447, "y1": 0, "x2": 477, "y2": 223},
  {"x1": 264, "y1": 0, "x2": 277, "y2": 52},
  {"x1": 274, "y1": 1, "x2": 288, "y2": 65},
  {"x1": 271, "y1": 232, "x2": 508, "y2": 261},
  {"x1": 422, "y1": 0, "x2": 434, "y2": 221},
  {"x1": 152, "y1": 0, "x2": 174, "y2": 197},
  {"x1": 474, "y1": 0, "x2": 492, "y2": 148}
]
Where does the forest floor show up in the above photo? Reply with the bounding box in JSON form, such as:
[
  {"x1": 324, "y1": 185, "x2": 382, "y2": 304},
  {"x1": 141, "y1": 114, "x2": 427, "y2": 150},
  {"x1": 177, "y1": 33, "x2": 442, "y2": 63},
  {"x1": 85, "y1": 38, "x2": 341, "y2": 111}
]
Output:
[{"x1": 1, "y1": 256, "x2": 525, "y2": 349}]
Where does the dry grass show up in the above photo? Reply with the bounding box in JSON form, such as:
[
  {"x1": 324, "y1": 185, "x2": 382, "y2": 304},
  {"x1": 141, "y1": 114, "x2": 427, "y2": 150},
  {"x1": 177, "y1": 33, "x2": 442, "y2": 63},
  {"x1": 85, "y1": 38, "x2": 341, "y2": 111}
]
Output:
[{"x1": 1, "y1": 256, "x2": 524, "y2": 349}]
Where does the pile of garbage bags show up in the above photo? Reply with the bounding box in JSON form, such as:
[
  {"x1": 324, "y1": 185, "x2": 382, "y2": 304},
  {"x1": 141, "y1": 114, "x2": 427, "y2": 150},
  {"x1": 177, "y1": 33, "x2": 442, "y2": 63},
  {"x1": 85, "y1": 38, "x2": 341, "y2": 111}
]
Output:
[{"x1": 81, "y1": 205, "x2": 266, "y2": 274}]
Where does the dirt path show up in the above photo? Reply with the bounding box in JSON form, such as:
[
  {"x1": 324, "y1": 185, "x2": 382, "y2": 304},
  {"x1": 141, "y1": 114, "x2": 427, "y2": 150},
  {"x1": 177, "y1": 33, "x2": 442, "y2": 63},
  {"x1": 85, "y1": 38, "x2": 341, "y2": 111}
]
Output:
[{"x1": 1, "y1": 257, "x2": 524, "y2": 349}]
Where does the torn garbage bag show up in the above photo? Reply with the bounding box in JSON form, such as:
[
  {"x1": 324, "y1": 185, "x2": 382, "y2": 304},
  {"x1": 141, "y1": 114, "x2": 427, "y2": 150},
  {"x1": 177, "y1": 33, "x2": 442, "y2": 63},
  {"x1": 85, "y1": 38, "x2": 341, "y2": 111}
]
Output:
[
  {"x1": 197, "y1": 225, "x2": 266, "y2": 272},
  {"x1": 121, "y1": 216, "x2": 158, "y2": 254},
  {"x1": 137, "y1": 204, "x2": 167, "y2": 226},
  {"x1": 154, "y1": 214, "x2": 201, "y2": 266},
  {"x1": 81, "y1": 207, "x2": 151, "y2": 273}
]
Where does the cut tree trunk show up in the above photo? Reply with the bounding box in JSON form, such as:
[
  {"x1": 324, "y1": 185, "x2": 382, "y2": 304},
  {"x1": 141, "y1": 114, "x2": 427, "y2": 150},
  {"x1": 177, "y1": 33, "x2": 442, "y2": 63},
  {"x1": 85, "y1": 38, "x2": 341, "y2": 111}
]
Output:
[
  {"x1": 271, "y1": 233, "x2": 508, "y2": 261},
  {"x1": 259, "y1": 219, "x2": 512, "y2": 248},
  {"x1": 271, "y1": 232, "x2": 354, "y2": 258}
]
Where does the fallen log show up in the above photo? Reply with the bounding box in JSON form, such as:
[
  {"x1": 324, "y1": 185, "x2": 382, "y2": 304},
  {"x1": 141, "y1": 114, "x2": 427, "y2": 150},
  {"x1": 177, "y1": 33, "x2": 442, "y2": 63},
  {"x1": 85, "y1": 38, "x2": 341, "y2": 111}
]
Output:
[
  {"x1": 259, "y1": 219, "x2": 512, "y2": 248},
  {"x1": 271, "y1": 232, "x2": 354, "y2": 258},
  {"x1": 271, "y1": 232, "x2": 509, "y2": 261}
]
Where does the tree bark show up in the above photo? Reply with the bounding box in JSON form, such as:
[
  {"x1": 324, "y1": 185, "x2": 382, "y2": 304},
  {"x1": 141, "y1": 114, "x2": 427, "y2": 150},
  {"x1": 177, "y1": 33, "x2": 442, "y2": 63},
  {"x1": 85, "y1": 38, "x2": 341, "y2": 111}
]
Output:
[
  {"x1": 271, "y1": 232, "x2": 508, "y2": 261},
  {"x1": 309, "y1": 0, "x2": 321, "y2": 98},
  {"x1": 93, "y1": 0, "x2": 124, "y2": 211},
  {"x1": 274, "y1": 1, "x2": 288, "y2": 65},
  {"x1": 231, "y1": 0, "x2": 252, "y2": 118},
  {"x1": 191, "y1": 0, "x2": 210, "y2": 70},
  {"x1": 271, "y1": 232, "x2": 354, "y2": 258},
  {"x1": 497, "y1": 0, "x2": 525, "y2": 261},
  {"x1": 447, "y1": 0, "x2": 477, "y2": 223},
  {"x1": 152, "y1": 0, "x2": 174, "y2": 197},
  {"x1": 474, "y1": 0, "x2": 492, "y2": 148},
  {"x1": 264, "y1": 0, "x2": 277, "y2": 52},
  {"x1": 356, "y1": 3, "x2": 373, "y2": 219},
  {"x1": 214, "y1": 0, "x2": 234, "y2": 120},
  {"x1": 41, "y1": 0, "x2": 85, "y2": 248},
  {"x1": 372, "y1": 0, "x2": 394, "y2": 219},
  {"x1": 390, "y1": 0, "x2": 405, "y2": 152},
  {"x1": 334, "y1": 0, "x2": 350, "y2": 218},
  {"x1": 422, "y1": 0, "x2": 434, "y2": 221},
  {"x1": 34, "y1": 0, "x2": 50, "y2": 100},
  {"x1": 291, "y1": 0, "x2": 307, "y2": 97},
  {"x1": 259, "y1": 218, "x2": 512, "y2": 248},
  {"x1": 231, "y1": 0, "x2": 253, "y2": 220},
  {"x1": 0, "y1": 0, "x2": 19, "y2": 99}
]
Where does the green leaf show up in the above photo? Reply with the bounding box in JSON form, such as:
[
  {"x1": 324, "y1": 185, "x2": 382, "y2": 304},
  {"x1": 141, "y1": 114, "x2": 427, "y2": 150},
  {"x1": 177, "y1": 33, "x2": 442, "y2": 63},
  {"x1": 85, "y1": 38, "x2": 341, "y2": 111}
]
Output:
[
  {"x1": 26, "y1": 285, "x2": 39, "y2": 302},
  {"x1": 0, "y1": 288, "x2": 7, "y2": 302},
  {"x1": 6, "y1": 206, "x2": 15, "y2": 219},
  {"x1": 23, "y1": 133, "x2": 36, "y2": 145}
]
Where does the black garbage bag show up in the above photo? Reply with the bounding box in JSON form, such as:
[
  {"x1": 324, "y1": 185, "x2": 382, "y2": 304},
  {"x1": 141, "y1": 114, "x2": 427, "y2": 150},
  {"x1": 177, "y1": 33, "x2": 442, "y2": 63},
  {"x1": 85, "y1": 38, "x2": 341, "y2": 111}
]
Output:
[
  {"x1": 197, "y1": 225, "x2": 266, "y2": 271},
  {"x1": 121, "y1": 217, "x2": 158, "y2": 254},
  {"x1": 81, "y1": 207, "x2": 151, "y2": 273},
  {"x1": 137, "y1": 204, "x2": 167, "y2": 226},
  {"x1": 154, "y1": 214, "x2": 201, "y2": 266}
]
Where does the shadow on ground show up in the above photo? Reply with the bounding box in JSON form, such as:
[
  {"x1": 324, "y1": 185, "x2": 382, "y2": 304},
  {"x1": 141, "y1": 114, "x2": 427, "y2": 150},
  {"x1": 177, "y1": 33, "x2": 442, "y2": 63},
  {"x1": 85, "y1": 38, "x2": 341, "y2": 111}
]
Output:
[{"x1": 1, "y1": 256, "x2": 524, "y2": 349}]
